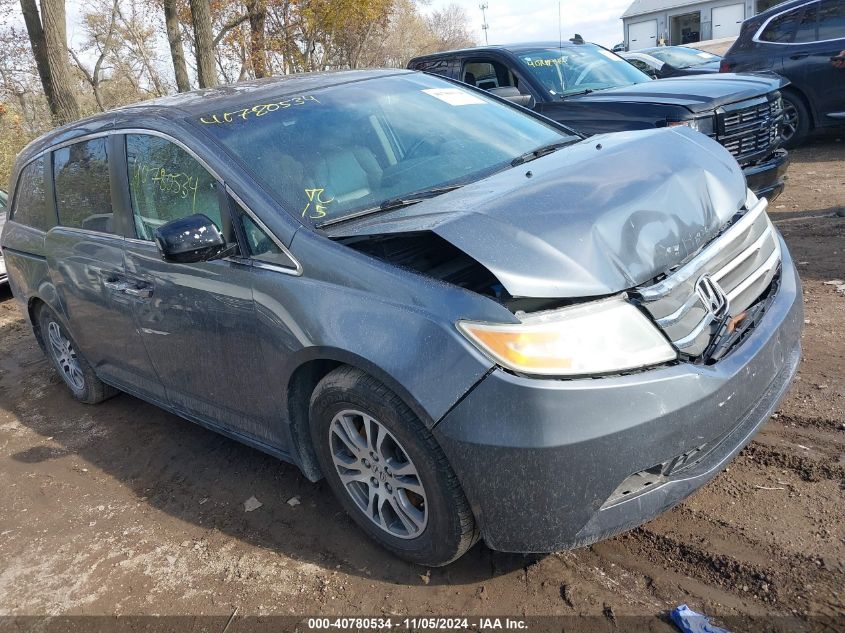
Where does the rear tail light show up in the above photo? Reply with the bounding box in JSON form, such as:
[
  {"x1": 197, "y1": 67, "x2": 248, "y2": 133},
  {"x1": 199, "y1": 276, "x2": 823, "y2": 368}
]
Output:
[{"x1": 720, "y1": 60, "x2": 731, "y2": 73}]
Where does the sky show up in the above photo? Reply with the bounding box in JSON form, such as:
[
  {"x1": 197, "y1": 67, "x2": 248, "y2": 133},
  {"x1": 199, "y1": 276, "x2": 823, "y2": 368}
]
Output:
[{"x1": 428, "y1": 0, "x2": 633, "y2": 48}]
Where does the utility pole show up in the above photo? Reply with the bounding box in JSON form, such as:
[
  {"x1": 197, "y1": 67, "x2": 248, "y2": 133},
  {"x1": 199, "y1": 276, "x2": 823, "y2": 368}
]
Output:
[{"x1": 479, "y1": 3, "x2": 489, "y2": 45}]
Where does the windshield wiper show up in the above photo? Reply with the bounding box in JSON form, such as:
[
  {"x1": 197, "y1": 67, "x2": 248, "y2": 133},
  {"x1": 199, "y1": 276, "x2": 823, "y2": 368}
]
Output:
[
  {"x1": 510, "y1": 141, "x2": 572, "y2": 167},
  {"x1": 316, "y1": 185, "x2": 464, "y2": 228},
  {"x1": 559, "y1": 88, "x2": 594, "y2": 99}
]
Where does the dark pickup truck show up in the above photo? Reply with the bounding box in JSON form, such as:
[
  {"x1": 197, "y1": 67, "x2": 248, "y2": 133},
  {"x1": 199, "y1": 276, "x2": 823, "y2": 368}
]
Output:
[{"x1": 409, "y1": 41, "x2": 790, "y2": 201}]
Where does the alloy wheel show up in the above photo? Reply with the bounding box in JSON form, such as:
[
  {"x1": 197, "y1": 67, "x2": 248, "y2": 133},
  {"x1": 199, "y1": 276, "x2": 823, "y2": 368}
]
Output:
[
  {"x1": 328, "y1": 409, "x2": 428, "y2": 539},
  {"x1": 47, "y1": 321, "x2": 85, "y2": 392},
  {"x1": 781, "y1": 101, "x2": 799, "y2": 144}
]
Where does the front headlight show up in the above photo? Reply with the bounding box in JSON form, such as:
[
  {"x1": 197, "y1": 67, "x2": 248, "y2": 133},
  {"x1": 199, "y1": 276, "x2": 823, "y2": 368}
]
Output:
[
  {"x1": 669, "y1": 114, "x2": 715, "y2": 137},
  {"x1": 457, "y1": 296, "x2": 677, "y2": 377}
]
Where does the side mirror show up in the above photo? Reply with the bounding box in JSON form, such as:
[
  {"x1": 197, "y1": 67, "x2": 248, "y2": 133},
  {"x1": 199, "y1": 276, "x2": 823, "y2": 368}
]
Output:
[
  {"x1": 488, "y1": 86, "x2": 535, "y2": 109},
  {"x1": 154, "y1": 214, "x2": 228, "y2": 264}
]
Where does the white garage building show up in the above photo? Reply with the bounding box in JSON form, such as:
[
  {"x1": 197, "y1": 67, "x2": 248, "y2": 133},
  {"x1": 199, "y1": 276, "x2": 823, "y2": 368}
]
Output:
[{"x1": 621, "y1": 0, "x2": 782, "y2": 50}]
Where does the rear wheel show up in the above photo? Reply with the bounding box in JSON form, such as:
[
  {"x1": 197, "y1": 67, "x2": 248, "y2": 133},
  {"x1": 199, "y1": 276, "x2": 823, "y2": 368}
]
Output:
[
  {"x1": 310, "y1": 366, "x2": 478, "y2": 566},
  {"x1": 781, "y1": 90, "x2": 811, "y2": 149},
  {"x1": 37, "y1": 305, "x2": 117, "y2": 404}
]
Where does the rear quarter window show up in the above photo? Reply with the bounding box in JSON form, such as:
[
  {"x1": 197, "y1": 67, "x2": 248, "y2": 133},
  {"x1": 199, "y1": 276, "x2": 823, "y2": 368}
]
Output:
[
  {"x1": 11, "y1": 156, "x2": 55, "y2": 232},
  {"x1": 759, "y1": 7, "x2": 803, "y2": 42},
  {"x1": 410, "y1": 58, "x2": 455, "y2": 77},
  {"x1": 53, "y1": 138, "x2": 115, "y2": 234}
]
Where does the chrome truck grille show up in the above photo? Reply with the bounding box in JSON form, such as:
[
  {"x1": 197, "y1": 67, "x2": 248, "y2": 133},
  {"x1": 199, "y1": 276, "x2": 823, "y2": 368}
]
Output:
[
  {"x1": 717, "y1": 96, "x2": 782, "y2": 164},
  {"x1": 634, "y1": 198, "x2": 781, "y2": 359}
]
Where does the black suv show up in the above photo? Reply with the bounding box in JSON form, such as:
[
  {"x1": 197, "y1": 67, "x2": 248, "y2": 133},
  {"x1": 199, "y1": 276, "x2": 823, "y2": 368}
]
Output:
[
  {"x1": 721, "y1": 0, "x2": 845, "y2": 147},
  {"x1": 409, "y1": 42, "x2": 790, "y2": 201}
]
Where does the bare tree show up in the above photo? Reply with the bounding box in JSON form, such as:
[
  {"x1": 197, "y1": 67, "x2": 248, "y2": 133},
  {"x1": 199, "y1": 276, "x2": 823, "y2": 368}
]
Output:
[
  {"x1": 427, "y1": 3, "x2": 475, "y2": 51},
  {"x1": 163, "y1": 0, "x2": 190, "y2": 92},
  {"x1": 189, "y1": 0, "x2": 218, "y2": 87},
  {"x1": 18, "y1": 0, "x2": 54, "y2": 109},
  {"x1": 69, "y1": 0, "x2": 120, "y2": 111},
  {"x1": 19, "y1": 0, "x2": 79, "y2": 123},
  {"x1": 246, "y1": 0, "x2": 267, "y2": 78},
  {"x1": 114, "y1": 0, "x2": 168, "y2": 96}
]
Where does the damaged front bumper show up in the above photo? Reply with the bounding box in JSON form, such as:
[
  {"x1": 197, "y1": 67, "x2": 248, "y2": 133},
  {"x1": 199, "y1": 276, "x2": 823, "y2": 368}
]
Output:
[
  {"x1": 743, "y1": 149, "x2": 789, "y2": 202},
  {"x1": 433, "y1": 235, "x2": 803, "y2": 553}
]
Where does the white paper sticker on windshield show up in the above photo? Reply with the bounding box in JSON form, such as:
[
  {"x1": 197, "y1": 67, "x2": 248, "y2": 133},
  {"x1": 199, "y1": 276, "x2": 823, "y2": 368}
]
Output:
[
  {"x1": 697, "y1": 52, "x2": 716, "y2": 58},
  {"x1": 422, "y1": 88, "x2": 486, "y2": 106},
  {"x1": 598, "y1": 49, "x2": 622, "y2": 61}
]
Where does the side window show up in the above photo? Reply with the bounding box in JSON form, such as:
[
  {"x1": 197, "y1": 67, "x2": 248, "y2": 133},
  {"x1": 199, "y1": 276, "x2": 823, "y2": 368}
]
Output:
[
  {"x1": 411, "y1": 58, "x2": 453, "y2": 78},
  {"x1": 463, "y1": 59, "x2": 525, "y2": 94},
  {"x1": 125, "y1": 134, "x2": 221, "y2": 241},
  {"x1": 11, "y1": 157, "x2": 54, "y2": 231},
  {"x1": 628, "y1": 59, "x2": 652, "y2": 73},
  {"x1": 237, "y1": 208, "x2": 297, "y2": 269},
  {"x1": 53, "y1": 139, "x2": 114, "y2": 234},
  {"x1": 760, "y1": 8, "x2": 803, "y2": 42},
  {"x1": 818, "y1": 0, "x2": 845, "y2": 40},
  {"x1": 794, "y1": 3, "x2": 818, "y2": 42}
]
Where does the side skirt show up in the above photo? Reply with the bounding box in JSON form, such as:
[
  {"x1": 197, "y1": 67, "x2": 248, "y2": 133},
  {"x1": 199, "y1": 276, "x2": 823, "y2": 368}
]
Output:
[{"x1": 101, "y1": 377, "x2": 297, "y2": 466}]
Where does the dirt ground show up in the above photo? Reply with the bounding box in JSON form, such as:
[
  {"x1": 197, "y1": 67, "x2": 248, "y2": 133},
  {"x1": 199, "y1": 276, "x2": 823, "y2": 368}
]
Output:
[{"x1": 0, "y1": 135, "x2": 843, "y2": 629}]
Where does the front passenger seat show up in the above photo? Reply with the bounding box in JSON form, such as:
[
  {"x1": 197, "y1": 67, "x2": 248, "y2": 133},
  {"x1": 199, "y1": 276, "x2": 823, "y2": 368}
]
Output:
[{"x1": 312, "y1": 146, "x2": 381, "y2": 205}]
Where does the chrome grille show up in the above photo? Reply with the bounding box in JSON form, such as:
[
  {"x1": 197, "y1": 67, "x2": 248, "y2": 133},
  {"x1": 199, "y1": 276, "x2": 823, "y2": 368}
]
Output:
[
  {"x1": 717, "y1": 96, "x2": 782, "y2": 163},
  {"x1": 635, "y1": 198, "x2": 781, "y2": 358}
]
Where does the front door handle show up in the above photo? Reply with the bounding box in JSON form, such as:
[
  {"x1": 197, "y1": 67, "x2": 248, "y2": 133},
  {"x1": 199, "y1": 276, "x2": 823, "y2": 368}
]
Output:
[
  {"x1": 103, "y1": 279, "x2": 128, "y2": 293},
  {"x1": 103, "y1": 277, "x2": 152, "y2": 299},
  {"x1": 790, "y1": 53, "x2": 809, "y2": 60},
  {"x1": 124, "y1": 285, "x2": 153, "y2": 299}
]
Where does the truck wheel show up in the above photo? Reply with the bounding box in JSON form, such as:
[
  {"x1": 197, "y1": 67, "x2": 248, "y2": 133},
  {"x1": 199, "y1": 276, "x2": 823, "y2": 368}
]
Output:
[
  {"x1": 309, "y1": 366, "x2": 478, "y2": 566},
  {"x1": 37, "y1": 305, "x2": 118, "y2": 404},
  {"x1": 781, "y1": 91, "x2": 811, "y2": 149}
]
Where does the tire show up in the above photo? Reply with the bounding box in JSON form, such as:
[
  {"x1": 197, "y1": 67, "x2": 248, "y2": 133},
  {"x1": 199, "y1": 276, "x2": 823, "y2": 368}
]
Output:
[
  {"x1": 309, "y1": 366, "x2": 478, "y2": 566},
  {"x1": 37, "y1": 305, "x2": 118, "y2": 404},
  {"x1": 781, "y1": 90, "x2": 811, "y2": 149}
]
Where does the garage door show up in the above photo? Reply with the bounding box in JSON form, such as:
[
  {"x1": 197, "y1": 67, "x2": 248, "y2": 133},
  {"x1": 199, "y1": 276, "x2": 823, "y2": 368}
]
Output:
[
  {"x1": 628, "y1": 20, "x2": 657, "y2": 50},
  {"x1": 712, "y1": 4, "x2": 745, "y2": 39}
]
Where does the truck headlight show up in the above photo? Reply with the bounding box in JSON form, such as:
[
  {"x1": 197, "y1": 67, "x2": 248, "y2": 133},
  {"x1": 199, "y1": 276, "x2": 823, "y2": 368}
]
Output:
[
  {"x1": 669, "y1": 114, "x2": 715, "y2": 137},
  {"x1": 458, "y1": 297, "x2": 677, "y2": 377}
]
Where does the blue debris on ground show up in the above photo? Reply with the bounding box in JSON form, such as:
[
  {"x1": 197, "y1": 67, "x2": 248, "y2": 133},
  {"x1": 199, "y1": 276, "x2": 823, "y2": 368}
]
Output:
[{"x1": 670, "y1": 604, "x2": 731, "y2": 633}]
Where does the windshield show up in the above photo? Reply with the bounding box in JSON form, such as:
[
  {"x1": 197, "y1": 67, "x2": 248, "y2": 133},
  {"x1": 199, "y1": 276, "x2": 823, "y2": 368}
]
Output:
[
  {"x1": 197, "y1": 73, "x2": 573, "y2": 226},
  {"x1": 0, "y1": 190, "x2": 6, "y2": 211},
  {"x1": 646, "y1": 47, "x2": 719, "y2": 69},
  {"x1": 517, "y1": 45, "x2": 649, "y2": 97}
]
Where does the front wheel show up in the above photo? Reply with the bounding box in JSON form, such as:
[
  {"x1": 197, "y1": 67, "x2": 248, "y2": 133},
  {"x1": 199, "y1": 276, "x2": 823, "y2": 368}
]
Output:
[{"x1": 309, "y1": 366, "x2": 478, "y2": 566}]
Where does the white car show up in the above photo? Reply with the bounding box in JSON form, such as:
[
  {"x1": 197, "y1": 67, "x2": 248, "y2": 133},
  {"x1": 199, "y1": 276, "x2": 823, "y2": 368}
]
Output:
[{"x1": 621, "y1": 47, "x2": 721, "y2": 79}]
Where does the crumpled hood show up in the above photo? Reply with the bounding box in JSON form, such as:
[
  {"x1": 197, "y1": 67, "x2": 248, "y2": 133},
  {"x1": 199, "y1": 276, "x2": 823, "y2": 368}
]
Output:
[
  {"x1": 326, "y1": 127, "x2": 748, "y2": 299},
  {"x1": 571, "y1": 73, "x2": 787, "y2": 113}
]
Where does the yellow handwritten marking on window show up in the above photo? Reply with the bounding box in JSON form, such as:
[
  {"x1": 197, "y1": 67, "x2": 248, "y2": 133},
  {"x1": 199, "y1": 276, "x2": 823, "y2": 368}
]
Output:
[
  {"x1": 525, "y1": 57, "x2": 568, "y2": 67},
  {"x1": 132, "y1": 161, "x2": 201, "y2": 212},
  {"x1": 199, "y1": 95, "x2": 321, "y2": 125},
  {"x1": 302, "y1": 188, "x2": 333, "y2": 220}
]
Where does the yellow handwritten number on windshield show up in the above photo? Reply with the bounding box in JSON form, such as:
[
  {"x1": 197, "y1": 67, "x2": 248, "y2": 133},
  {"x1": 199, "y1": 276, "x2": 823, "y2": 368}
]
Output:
[
  {"x1": 200, "y1": 95, "x2": 320, "y2": 124},
  {"x1": 302, "y1": 188, "x2": 333, "y2": 220}
]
